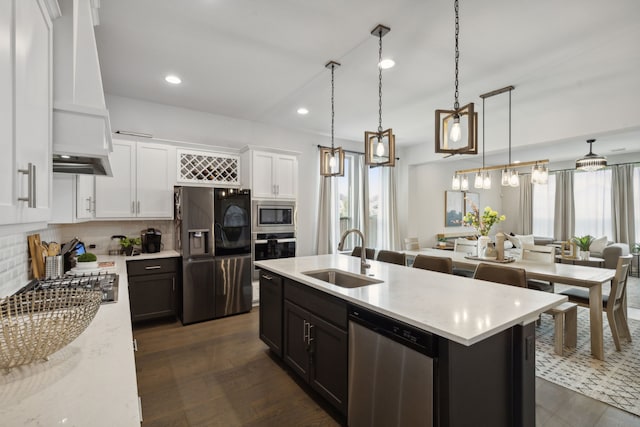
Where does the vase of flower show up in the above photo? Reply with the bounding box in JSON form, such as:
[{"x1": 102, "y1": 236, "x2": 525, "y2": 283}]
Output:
[{"x1": 477, "y1": 236, "x2": 491, "y2": 258}]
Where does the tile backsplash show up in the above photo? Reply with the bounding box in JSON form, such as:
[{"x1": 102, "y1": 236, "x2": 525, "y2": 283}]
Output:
[
  {"x1": 0, "y1": 225, "x2": 62, "y2": 298},
  {"x1": 58, "y1": 220, "x2": 174, "y2": 255}
]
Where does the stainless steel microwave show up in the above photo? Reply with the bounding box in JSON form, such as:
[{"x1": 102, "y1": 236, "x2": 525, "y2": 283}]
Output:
[{"x1": 252, "y1": 201, "x2": 296, "y2": 232}]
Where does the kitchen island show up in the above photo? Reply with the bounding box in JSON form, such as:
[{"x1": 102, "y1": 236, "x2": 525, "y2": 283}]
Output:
[
  {"x1": 255, "y1": 254, "x2": 567, "y2": 426},
  {"x1": 0, "y1": 252, "x2": 176, "y2": 426}
]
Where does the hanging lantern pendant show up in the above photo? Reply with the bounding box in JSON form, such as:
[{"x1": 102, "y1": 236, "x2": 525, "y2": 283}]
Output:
[
  {"x1": 365, "y1": 24, "x2": 395, "y2": 167},
  {"x1": 320, "y1": 61, "x2": 345, "y2": 177}
]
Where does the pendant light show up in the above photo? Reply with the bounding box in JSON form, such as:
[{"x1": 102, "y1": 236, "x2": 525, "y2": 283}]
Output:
[
  {"x1": 502, "y1": 87, "x2": 519, "y2": 187},
  {"x1": 576, "y1": 139, "x2": 607, "y2": 171},
  {"x1": 365, "y1": 24, "x2": 395, "y2": 167},
  {"x1": 435, "y1": 0, "x2": 477, "y2": 155},
  {"x1": 320, "y1": 61, "x2": 345, "y2": 177}
]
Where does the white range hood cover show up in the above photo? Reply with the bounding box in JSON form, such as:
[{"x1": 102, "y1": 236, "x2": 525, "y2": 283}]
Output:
[{"x1": 52, "y1": 0, "x2": 112, "y2": 176}]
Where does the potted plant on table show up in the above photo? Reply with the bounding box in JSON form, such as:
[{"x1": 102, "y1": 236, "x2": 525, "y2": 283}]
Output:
[
  {"x1": 462, "y1": 204, "x2": 506, "y2": 258},
  {"x1": 571, "y1": 235, "x2": 594, "y2": 260},
  {"x1": 120, "y1": 237, "x2": 141, "y2": 256}
]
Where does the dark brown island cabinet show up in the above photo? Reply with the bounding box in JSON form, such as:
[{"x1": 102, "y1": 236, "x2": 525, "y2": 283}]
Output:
[
  {"x1": 127, "y1": 257, "x2": 180, "y2": 322},
  {"x1": 258, "y1": 268, "x2": 537, "y2": 427}
]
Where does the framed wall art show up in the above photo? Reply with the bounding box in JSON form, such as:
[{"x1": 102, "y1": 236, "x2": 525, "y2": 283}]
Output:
[{"x1": 444, "y1": 191, "x2": 464, "y2": 227}]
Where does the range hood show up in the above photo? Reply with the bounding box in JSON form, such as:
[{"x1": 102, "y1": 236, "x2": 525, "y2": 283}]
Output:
[{"x1": 52, "y1": 0, "x2": 113, "y2": 176}]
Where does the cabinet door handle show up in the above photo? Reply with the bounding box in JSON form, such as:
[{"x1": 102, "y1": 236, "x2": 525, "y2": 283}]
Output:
[
  {"x1": 144, "y1": 265, "x2": 162, "y2": 270},
  {"x1": 133, "y1": 338, "x2": 138, "y2": 352},
  {"x1": 137, "y1": 201, "x2": 141, "y2": 214},
  {"x1": 86, "y1": 197, "x2": 92, "y2": 212},
  {"x1": 303, "y1": 320, "x2": 309, "y2": 343},
  {"x1": 131, "y1": 201, "x2": 136, "y2": 214},
  {"x1": 18, "y1": 163, "x2": 36, "y2": 208},
  {"x1": 261, "y1": 274, "x2": 273, "y2": 281},
  {"x1": 172, "y1": 277, "x2": 175, "y2": 292},
  {"x1": 307, "y1": 324, "x2": 315, "y2": 344}
]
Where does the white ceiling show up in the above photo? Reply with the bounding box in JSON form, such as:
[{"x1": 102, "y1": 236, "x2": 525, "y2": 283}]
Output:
[{"x1": 94, "y1": 0, "x2": 640, "y2": 164}]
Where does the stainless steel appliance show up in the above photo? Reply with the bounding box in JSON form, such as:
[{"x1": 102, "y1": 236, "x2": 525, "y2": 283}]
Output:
[
  {"x1": 348, "y1": 305, "x2": 436, "y2": 426},
  {"x1": 16, "y1": 272, "x2": 119, "y2": 304},
  {"x1": 253, "y1": 232, "x2": 296, "y2": 261},
  {"x1": 252, "y1": 200, "x2": 295, "y2": 233},
  {"x1": 174, "y1": 187, "x2": 252, "y2": 325}
]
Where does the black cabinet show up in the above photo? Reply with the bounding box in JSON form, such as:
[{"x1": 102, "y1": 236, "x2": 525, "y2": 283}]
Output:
[
  {"x1": 282, "y1": 281, "x2": 348, "y2": 416},
  {"x1": 259, "y1": 271, "x2": 283, "y2": 356},
  {"x1": 127, "y1": 257, "x2": 179, "y2": 322}
]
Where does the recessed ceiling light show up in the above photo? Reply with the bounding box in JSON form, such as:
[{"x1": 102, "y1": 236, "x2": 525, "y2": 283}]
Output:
[
  {"x1": 379, "y1": 59, "x2": 395, "y2": 69},
  {"x1": 165, "y1": 75, "x2": 182, "y2": 84},
  {"x1": 297, "y1": 107, "x2": 309, "y2": 115}
]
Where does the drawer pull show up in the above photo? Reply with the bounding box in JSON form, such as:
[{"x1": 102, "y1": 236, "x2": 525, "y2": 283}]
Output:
[
  {"x1": 144, "y1": 266, "x2": 162, "y2": 270},
  {"x1": 261, "y1": 274, "x2": 273, "y2": 281}
]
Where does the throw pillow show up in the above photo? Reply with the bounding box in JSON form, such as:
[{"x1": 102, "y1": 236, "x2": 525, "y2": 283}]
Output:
[
  {"x1": 506, "y1": 234, "x2": 520, "y2": 248},
  {"x1": 515, "y1": 234, "x2": 535, "y2": 248},
  {"x1": 590, "y1": 235, "x2": 608, "y2": 254}
]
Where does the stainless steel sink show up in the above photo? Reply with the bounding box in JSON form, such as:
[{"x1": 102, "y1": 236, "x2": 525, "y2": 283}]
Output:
[{"x1": 302, "y1": 269, "x2": 383, "y2": 288}]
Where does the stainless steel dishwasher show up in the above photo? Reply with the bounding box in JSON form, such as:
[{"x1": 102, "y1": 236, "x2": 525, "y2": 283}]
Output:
[{"x1": 348, "y1": 305, "x2": 436, "y2": 427}]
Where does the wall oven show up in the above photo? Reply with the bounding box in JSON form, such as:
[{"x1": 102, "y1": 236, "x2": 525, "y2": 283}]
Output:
[{"x1": 253, "y1": 232, "x2": 296, "y2": 261}]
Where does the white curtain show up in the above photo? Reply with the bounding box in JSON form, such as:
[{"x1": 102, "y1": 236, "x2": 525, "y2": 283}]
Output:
[
  {"x1": 611, "y1": 164, "x2": 636, "y2": 244},
  {"x1": 554, "y1": 170, "x2": 574, "y2": 241},
  {"x1": 316, "y1": 176, "x2": 334, "y2": 254},
  {"x1": 519, "y1": 175, "x2": 533, "y2": 235}
]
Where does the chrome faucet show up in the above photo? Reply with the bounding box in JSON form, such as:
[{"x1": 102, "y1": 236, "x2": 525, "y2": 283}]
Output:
[{"x1": 338, "y1": 229, "x2": 370, "y2": 274}]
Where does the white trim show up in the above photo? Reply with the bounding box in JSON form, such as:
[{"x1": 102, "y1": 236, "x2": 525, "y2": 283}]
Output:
[{"x1": 42, "y1": 0, "x2": 61, "y2": 20}]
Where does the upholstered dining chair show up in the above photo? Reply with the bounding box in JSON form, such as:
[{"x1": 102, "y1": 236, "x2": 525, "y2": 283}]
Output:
[
  {"x1": 376, "y1": 250, "x2": 406, "y2": 266},
  {"x1": 351, "y1": 246, "x2": 375, "y2": 260},
  {"x1": 473, "y1": 263, "x2": 528, "y2": 288},
  {"x1": 521, "y1": 244, "x2": 555, "y2": 292},
  {"x1": 452, "y1": 238, "x2": 477, "y2": 277},
  {"x1": 559, "y1": 255, "x2": 633, "y2": 351},
  {"x1": 412, "y1": 254, "x2": 453, "y2": 274}
]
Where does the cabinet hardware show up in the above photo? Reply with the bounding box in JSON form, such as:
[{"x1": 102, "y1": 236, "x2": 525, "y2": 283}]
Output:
[
  {"x1": 138, "y1": 396, "x2": 143, "y2": 422},
  {"x1": 137, "y1": 200, "x2": 140, "y2": 214},
  {"x1": 261, "y1": 274, "x2": 273, "y2": 281},
  {"x1": 133, "y1": 338, "x2": 138, "y2": 352},
  {"x1": 86, "y1": 197, "x2": 92, "y2": 212},
  {"x1": 17, "y1": 163, "x2": 36, "y2": 208},
  {"x1": 172, "y1": 277, "x2": 175, "y2": 292},
  {"x1": 307, "y1": 324, "x2": 315, "y2": 344},
  {"x1": 144, "y1": 265, "x2": 162, "y2": 270},
  {"x1": 131, "y1": 201, "x2": 135, "y2": 214},
  {"x1": 303, "y1": 320, "x2": 309, "y2": 342}
]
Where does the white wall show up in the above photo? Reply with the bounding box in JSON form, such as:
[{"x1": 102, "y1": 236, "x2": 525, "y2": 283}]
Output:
[{"x1": 103, "y1": 94, "x2": 364, "y2": 257}]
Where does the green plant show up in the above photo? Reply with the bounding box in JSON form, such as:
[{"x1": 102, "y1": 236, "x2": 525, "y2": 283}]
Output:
[
  {"x1": 571, "y1": 235, "x2": 594, "y2": 251},
  {"x1": 120, "y1": 237, "x2": 141, "y2": 248},
  {"x1": 632, "y1": 243, "x2": 640, "y2": 253},
  {"x1": 77, "y1": 252, "x2": 97, "y2": 262}
]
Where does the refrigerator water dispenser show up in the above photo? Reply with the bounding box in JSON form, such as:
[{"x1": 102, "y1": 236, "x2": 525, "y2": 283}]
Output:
[{"x1": 189, "y1": 230, "x2": 210, "y2": 255}]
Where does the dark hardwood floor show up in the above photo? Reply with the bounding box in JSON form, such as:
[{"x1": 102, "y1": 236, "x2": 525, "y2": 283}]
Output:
[{"x1": 133, "y1": 309, "x2": 639, "y2": 427}]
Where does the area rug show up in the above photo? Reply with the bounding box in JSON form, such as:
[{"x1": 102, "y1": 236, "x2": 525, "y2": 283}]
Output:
[{"x1": 535, "y1": 307, "x2": 640, "y2": 416}]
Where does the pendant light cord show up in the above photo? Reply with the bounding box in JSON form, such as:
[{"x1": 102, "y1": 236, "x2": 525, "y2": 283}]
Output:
[
  {"x1": 378, "y1": 30, "x2": 383, "y2": 134},
  {"x1": 482, "y1": 97, "x2": 485, "y2": 168},
  {"x1": 508, "y1": 87, "x2": 512, "y2": 165},
  {"x1": 331, "y1": 64, "x2": 335, "y2": 149},
  {"x1": 453, "y1": 0, "x2": 460, "y2": 110}
]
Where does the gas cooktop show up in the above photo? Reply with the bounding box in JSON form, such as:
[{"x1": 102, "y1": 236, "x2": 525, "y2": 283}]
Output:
[{"x1": 17, "y1": 272, "x2": 119, "y2": 304}]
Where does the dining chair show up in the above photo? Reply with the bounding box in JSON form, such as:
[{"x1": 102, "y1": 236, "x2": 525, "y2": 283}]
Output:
[
  {"x1": 351, "y1": 246, "x2": 376, "y2": 260},
  {"x1": 559, "y1": 255, "x2": 633, "y2": 351},
  {"x1": 412, "y1": 254, "x2": 453, "y2": 274},
  {"x1": 452, "y1": 238, "x2": 477, "y2": 277},
  {"x1": 376, "y1": 250, "x2": 406, "y2": 266},
  {"x1": 473, "y1": 263, "x2": 528, "y2": 288},
  {"x1": 521, "y1": 244, "x2": 555, "y2": 292}
]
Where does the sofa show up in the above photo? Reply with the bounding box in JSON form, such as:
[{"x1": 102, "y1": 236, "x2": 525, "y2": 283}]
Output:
[{"x1": 590, "y1": 242, "x2": 630, "y2": 269}]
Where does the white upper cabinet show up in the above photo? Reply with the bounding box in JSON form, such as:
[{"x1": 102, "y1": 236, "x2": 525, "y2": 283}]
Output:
[
  {"x1": 50, "y1": 173, "x2": 94, "y2": 223},
  {"x1": 95, "y1": 139, "x2": 173, "y2": 219},
  {"x1": 0, "y1": 0, "x2": 54, "y2": 227},
  {"x1": 244, "y1": 150, "x2": 298, "y2": 200}
]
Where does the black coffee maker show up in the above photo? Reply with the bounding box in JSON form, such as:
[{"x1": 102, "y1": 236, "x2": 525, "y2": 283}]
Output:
[{"x1": 141, "y1": 228, "x2": 162, "y2": 253}]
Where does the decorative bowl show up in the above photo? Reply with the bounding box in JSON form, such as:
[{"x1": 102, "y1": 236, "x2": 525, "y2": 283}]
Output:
[{"x1": 0, "y1": 289, "x2": 101, "y2": 371}]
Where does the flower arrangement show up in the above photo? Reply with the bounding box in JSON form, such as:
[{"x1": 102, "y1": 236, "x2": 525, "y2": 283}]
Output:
[{"x1": 462, "y1": 204, "x2": 506, "y2": 236}]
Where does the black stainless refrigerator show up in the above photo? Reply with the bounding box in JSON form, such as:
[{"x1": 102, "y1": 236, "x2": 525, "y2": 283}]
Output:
[{"x1": 174, "y1": 187, "x2": 252, "y2": 325}]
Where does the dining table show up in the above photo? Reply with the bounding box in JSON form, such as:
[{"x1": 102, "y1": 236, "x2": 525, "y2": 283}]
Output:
[{"x1": 405, "y1": 248, "x2": 617, "y2": 360}]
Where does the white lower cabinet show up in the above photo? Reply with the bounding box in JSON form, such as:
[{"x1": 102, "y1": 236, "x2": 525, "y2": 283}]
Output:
[{"x1": 95, "y1": 139, "x2": 173, "y2": 219}]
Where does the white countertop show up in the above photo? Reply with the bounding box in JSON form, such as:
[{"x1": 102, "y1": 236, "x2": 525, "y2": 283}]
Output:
[
  {"x1": 0, "y1": 255, "x2": 141, "y2": 426},
  {"x1": 255, "y1": 254, "x2": 567, "y2": 346},
  {"x1": 124, "y1": 249, "x2": 180, "y2": 261}
]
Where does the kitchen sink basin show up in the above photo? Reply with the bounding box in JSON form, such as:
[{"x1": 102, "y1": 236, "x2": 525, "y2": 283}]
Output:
[{"x1": 302, "y1": 269, "x2": 383, "y2": 288}]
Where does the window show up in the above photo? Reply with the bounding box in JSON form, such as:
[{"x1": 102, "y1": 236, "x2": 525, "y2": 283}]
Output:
[
  {"x1": 532, "y1": 174, "x2": 556, "y2": 237},
  {"x1": 635, "y1": 166, "x2": 640, "y2": 244},
  {"x1": 573, "y1": 169, "x2": 613, "y2": 238}
]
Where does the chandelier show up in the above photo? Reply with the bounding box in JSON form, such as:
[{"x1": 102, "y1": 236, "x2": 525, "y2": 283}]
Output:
[{"x1": 575, "y1": 139, "x2": 607, "y2": 171}]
